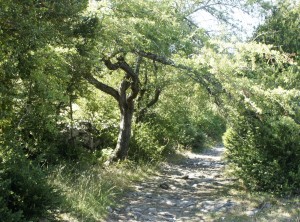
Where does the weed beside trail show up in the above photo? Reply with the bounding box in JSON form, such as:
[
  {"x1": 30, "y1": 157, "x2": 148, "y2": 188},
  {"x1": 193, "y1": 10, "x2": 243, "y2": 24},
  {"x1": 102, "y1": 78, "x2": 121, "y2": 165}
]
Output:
[
  {"x1": 211, "y1": 188, "x2": 300, "y2": 222},
  {"x1": 45, "y1": 149, "x2": 300, "y2": 222},
  {"x1": 47, "y1": 161, "x2": 156, "y2": 222}
]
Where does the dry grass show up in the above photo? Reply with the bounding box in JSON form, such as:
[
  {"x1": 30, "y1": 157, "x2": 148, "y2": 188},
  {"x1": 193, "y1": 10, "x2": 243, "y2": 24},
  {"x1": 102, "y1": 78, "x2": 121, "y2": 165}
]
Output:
[
  {"x1": 209, "y1": 183, "x2": 300, "y2": 222},
  {"x1": 47, "y1": 160, "x2": 157, "y2": 222}
]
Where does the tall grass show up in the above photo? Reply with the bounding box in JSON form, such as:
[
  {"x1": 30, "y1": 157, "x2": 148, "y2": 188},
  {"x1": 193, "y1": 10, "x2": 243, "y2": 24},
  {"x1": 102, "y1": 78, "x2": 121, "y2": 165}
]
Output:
[{"x1": 47, "y1": 161, "x2": 156, "y2": 221}]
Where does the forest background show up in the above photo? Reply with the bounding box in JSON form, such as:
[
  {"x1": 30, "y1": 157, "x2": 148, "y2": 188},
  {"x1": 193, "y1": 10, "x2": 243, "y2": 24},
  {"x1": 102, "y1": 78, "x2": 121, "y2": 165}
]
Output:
[{"x1": 0, "y1": 0, "x2": 299, "y2": 221}]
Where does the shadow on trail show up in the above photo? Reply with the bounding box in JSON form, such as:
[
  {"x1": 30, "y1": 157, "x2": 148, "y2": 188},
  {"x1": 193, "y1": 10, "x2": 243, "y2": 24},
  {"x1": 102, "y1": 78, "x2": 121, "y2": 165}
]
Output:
[{"x1": 105, "y1": 146, "x2": 236, "y2": 222}]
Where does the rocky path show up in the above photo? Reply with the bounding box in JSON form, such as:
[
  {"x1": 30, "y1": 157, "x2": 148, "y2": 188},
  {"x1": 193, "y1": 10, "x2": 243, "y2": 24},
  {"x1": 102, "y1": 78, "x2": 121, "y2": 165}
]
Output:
[{"x1": 105, "y1": 146, "x2": 238, "y2": 222}]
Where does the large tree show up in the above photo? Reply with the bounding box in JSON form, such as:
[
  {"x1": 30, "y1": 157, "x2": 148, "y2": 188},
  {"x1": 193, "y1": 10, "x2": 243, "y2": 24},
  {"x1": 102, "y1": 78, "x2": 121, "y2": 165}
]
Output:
[
  {"x1": 76, "y1": 0, "x2": 199, "y2": 160},
  {"x1": 76, "y1": 0, "x2": 292, "y2": 161},
  {"x1": 0, "y1": 1, "x2": 89, "y2": 219},
  {"x1": 0, "y1": 0, "x2": 88, "y2": 156}
]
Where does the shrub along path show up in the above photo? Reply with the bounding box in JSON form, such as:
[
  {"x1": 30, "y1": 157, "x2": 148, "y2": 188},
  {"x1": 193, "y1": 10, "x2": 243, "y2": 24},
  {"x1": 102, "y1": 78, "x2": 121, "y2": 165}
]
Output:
[{"x1": 105, "y1": 146, "x2": 242, "y2": 221}]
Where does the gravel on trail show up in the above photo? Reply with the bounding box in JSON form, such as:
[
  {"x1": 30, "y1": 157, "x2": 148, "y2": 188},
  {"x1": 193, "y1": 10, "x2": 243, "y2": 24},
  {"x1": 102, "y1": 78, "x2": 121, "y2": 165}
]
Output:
[{"x1": 105, "y1": 146, "x2": 242, "y2": 222}]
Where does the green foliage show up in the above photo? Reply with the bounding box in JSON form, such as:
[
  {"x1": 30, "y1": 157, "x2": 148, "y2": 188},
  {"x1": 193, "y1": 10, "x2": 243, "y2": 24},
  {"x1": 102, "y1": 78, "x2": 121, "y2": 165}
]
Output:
[
  {"x1": 222, "y1": 0, "x2": 300, "y2": 195},
  {"x1": 0, "y1": 180, "x2": 24, "y2": 222},
  {"x1": 127, "y1": 79, "x2": 226, "y2": 162},
  {"x1": 255, "y1": 0, "x2": 300, "y2": 56},
  {"x1": 155, "y1": 80, "x2": 226, "y2": 151},
  {"x1": 1, "y1": 0, "x2": 300, "y2": 219},
  {"x1": 128, "y1": 123, "x2": 166, "y2": 162},
  {"x1": 0, "y1": 0, "x2": 88, "y2": 163},
  {"x1": 97, "y1": 0, "x2": 193, "y2": 54},
  {"x1": 224, "y1": 113, "x2": 300, "y2": 195},
  {"x1": 74, "y1": 90, "x2": 119, "y2": 150},
  {"x1": 0, "y1": 148, "x2": 60, "y2": 221}
]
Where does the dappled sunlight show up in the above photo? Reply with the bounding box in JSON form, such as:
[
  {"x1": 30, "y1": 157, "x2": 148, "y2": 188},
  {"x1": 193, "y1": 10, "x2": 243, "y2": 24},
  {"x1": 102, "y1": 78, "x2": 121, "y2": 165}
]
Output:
[
  {"x1": 105, "y1": 146, "x2": 238, "y2": 221},
  {"x1": 105, "y1": 145, "x2": 300, "y2": 221},
  {"x1": 1, "y1": 0, "x2": 299, "y2": 220}
]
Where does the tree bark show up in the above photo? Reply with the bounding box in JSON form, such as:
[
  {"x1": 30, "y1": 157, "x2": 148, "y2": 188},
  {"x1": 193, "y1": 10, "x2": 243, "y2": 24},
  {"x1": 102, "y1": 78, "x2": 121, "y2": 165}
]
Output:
[
  {"x1": 136, "y1": 88, "x2": 161, "y2": 123},
  {"x1": 112, "y1": 102, "x2": 134, "y2": 160},
  {"x1": 86, "y1": 56, "x2": 141, "y2": 162}
]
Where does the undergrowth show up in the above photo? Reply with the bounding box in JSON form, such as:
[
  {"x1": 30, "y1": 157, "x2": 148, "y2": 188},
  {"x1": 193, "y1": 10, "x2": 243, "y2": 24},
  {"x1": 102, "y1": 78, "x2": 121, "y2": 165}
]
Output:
[
  {"x1": 47, "y1": 160, "x2": 157, "y2": 221},
  {"x1": 210, "y1": 186, "x2": 300, "y2": 222},
  {"x1": 210, "y1": 163, "x2": 300, "y2": 221}
]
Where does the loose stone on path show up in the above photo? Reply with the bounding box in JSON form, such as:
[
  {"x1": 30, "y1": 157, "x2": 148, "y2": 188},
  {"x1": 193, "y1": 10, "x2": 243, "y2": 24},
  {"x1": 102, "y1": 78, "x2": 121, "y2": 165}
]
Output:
[{"x1": 105, "y1": 146, "x2": 239, "y2": 222}]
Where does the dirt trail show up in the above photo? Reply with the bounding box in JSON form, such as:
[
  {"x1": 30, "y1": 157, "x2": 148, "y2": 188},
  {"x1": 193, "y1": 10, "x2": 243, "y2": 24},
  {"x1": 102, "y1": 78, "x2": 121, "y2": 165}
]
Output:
[{"x1": 105, "y1": 146, "x2": 237, "y2": 222}]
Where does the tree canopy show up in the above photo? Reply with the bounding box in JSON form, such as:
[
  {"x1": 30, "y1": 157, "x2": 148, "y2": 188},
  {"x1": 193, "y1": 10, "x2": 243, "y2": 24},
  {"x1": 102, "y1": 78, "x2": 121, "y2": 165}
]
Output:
[{"x1": 1, "y1": 0, "x2": 300, "y2": 219}]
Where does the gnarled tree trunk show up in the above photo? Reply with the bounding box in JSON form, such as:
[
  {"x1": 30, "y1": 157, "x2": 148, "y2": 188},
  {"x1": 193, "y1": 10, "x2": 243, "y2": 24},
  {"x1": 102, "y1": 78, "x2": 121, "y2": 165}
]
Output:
[
  {"x1": 113, "y1": 103, "x2": 134, "y2": 160},
  {"x1": 85, "y1": 55, "x2": 141, "y2": 161}
]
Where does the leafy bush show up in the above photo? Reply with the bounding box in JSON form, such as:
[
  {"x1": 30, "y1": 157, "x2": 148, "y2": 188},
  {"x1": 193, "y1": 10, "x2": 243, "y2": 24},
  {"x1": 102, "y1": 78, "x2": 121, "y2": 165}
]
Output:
[
  {"x1": 0, "y1": 178, "x2": 24, "y2": 222},
  {"x1": 174, "y1": 124, "x2": 206, "y2": 151},
  {"x1": 0, "y1": 148, "x2": 60, "y2": 221},
  {"x1": 128, "y1": 123, "x2": 166, "y2": 162},
  {"x1": 224, "y1": 113, "x2": 300, "y2": 195}
]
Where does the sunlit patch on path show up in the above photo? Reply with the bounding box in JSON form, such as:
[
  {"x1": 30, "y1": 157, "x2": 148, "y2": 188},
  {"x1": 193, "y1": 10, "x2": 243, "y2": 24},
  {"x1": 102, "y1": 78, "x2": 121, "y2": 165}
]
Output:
[{"x1": 104, "y1": 146, "x2": 242, "y2": 221}]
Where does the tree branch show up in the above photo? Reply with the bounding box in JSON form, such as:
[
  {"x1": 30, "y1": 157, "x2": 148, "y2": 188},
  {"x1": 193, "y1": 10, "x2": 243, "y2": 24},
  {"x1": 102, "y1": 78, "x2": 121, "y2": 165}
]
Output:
[
  {"x1": 103, "y1": 58, "x2": 120, "y2": 70},
  {"x1": 134, "y1": 56, "x2": 143, "y2": 75},
  {"x1": 136, "y1": 88, "x2": 161, "y2": 123},
  {"x1": 84, "y1": 74, "x2": 120, "y2": 101},
  {"x1": 135, "y1": 51, "x2": 176, "y2": 66},
  {"x1": 117, "y1": 57, "x2": 140, "y2": 103},
  {"x1": 135, "y1": 50, "x2": 223, "y2": 96},
  {"x1": 103, "y1": 56, "x2": 141, "y2": 104},
  {"x1": 117, "y1": 57, "x2": 137, "y2": 79},
  {"x1": 146, "y1": 88, "x2": 161, "y2": 108},
  {"x1": 136, "y1": 68, "x2": 148, "y2": 111}
]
